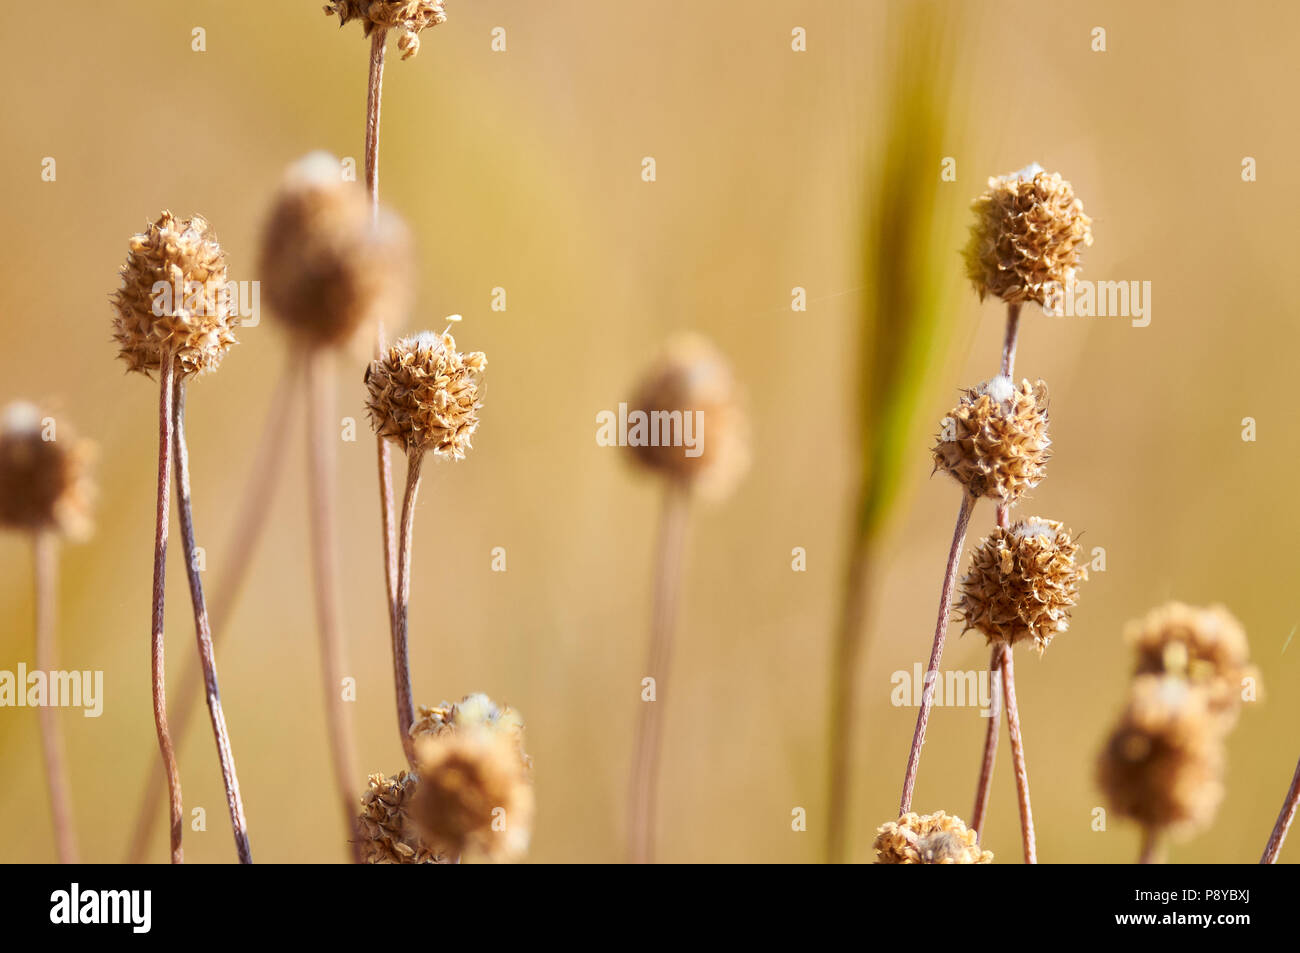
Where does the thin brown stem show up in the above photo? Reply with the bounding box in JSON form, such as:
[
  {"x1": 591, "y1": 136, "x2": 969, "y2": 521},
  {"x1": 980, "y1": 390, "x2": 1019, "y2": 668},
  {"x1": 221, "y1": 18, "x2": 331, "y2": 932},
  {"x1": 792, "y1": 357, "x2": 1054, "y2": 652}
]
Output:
[
  {"x1": 152, "y1": 356, "x2": 183, "y2": 864},
  {"x1": 1001, "y1": 647, "x2": 1036, "y2": 863},
  {"x1": 172, "y1": 378, "x2": 252, "y2": 864},
  {"x1": 1261, "y1": 754, "x2": 1300, "y2": 863},
  {"x1": 1000, "y1": 301, "x2": 1022, "y2": 378},
  {"x1": 900, "y1": 492, "x2": 975, "y2": 814},
  {"x1": 1138, "y1": 827, "x2": 1161, "y2": 864},
  {"x1": 33, "y1": 531, "x2": 78, "y2": 863},
  {"x1": 126, "y1": 359, "x2": 297, "y2": 864},
  {"x1": 970, "y1": 643, "x2": 1004, "y2": 843},
  {"x1": 392, "y1": 447, "x2": 425, "y2": 769},
  {"x1": 824, "y1": 540, "x2": 872, "y2": 863},
  {"x1": 305, "y1": 349, "x2": 363, "y2": 861},
  {"x1": 627, "y1": 480, "x2": 691, "y2": 864},
  {"x1": 364, "y1": 28, "x2": 387, "y2": 214}
]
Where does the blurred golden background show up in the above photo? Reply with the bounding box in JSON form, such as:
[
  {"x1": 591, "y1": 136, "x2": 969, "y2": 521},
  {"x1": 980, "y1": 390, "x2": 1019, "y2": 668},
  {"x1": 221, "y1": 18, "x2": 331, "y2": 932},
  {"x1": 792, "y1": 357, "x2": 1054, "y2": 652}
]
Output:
[{"x1": 1, "y1": 0, "x2": 1298, "y2": 863}]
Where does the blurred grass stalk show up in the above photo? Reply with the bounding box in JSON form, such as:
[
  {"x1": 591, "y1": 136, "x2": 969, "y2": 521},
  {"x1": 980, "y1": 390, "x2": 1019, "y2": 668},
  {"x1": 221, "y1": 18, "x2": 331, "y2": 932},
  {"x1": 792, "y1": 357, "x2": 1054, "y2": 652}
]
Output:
[{"x1": 824, "y1": 2, "x2": 963, "y2": 864}]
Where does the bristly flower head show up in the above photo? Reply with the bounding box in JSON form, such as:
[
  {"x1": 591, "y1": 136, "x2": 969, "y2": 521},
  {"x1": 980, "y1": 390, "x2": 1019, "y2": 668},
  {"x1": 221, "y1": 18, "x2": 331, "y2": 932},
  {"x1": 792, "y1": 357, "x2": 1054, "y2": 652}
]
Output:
[
  {"x1": 112, "y1": 212, "x2": 238, "y2": 378},
  {"x1": 956, "y1": 517, "x2": 1087, "y2": 653},
  {"x1": 963, "y1": 163, "x2": 1093, "y2": 306},
  {"x1": 0, "y1": 403, "x2": 95, "y2": 540},
  {"x1": 1127, "y1": 602, "x2": 1256, "y2": 721},
  {"x1": 933, "y1": 376, "x2": 1050, "y2": 503},
  {"x1": 356, "y1": 770, "x2": 451, "y2": 864},
  {"x1": 410, "y1": 693, "x2": 532, "y2": 771},
  {"x1": 873, "y1": 811, "x2": 992, "y2": 864},
  {"x1": 323, "y1": 1, "x2": 447, "y2": 59},
  {"x1": 365, "y1": 330, "x2": 486, "y2": 459},
  {"x1": 1096, "y1": 675, "x2": 1224, "y2": 837},
  {"x1": 260, "y1": 152, "x2": 413, "y2": 348}
]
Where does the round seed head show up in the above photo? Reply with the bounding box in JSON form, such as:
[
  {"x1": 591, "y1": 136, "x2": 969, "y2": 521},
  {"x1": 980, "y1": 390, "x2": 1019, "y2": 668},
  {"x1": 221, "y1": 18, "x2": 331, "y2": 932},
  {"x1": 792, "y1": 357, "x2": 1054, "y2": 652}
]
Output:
[
  {"x1": 365, "y1": 330, "x2": 486, "y2": 458},
  {"x1": 956, "y1": 517, "x2": 1087, "y2": 653},
  {"x1": 413, "y1": 727, "x2": 535, "y2": 863},
  {"x1": 0, "y1": 403, "x2": 95, "y2": 539},
  {"x1": 873, "y1": 811, "x2": 992, "y2": 864},
  {"x1": 259, "y1": 152, "x2": 413, "y2": 348},
  {"x1": 963, "y1": 163, "x2": 1093, "y2": 306},
  {"x1": 356, "y1": 770, "x2": 451, "y2": 864},
  {"x1": 410, "y1": 693, "x2": 532, "y2": 772},
  {"x1": 323, "y1": 0, "x2": 447, "y2": 59},
  {"x1": 1096, "y1": 675, "x2": 1224, "y2": 837},
  {"x1": 1127, "y1": 602, "x2": 1256, "y2": 721},
  {"x1": 112, "y1": 211, "x2": 238, "y2": 378},
  {"x1": 625, "y1": 334, "x2": 749, "y2": 501},
  {"x1": 933, "y1": 376, "x2": 1050, "y2": 503}
]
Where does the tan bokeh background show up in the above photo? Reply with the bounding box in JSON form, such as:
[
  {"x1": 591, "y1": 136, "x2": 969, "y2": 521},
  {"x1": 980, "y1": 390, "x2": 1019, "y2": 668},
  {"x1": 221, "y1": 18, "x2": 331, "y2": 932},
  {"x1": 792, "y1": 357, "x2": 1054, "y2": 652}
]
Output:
[{"x1": 1, "y1": 0, "x2": 1297, "y2": 863}]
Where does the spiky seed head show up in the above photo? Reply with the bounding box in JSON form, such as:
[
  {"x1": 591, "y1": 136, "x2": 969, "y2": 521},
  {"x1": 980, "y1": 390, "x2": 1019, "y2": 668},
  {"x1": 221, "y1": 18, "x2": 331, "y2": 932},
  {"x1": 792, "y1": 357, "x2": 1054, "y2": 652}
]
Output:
[
  {"x1": 933, "y1": 376, "x2": 1050, "y2": 503},
  {"x1": 323, "y1": 1, "x2": 447, "y2": 59},
  {"x1": 1096, "y1": 675, "x2": 1225, "y2": 837},
  {"x1": 872, "y1": 811, "x2": 992, "y2": 864},
  {"x1": 364, "y1": 330, "x2": 486, "y2": 459},
  {"x1": 356, "y1": 771, "x2": 451, "y2": 864},
  {"x1": 1127, "y1": 602, "x2": 1256, "y2": 722},
  {"x1": 956, "y1": 517, "x2": 1087, "y2": 653},
  {"x1": 413, "y1": 727, "x2": 535, "y2": 863},
  {"x1": 963, "y1": 163, "x2": 1093, "y2": 306},
  {"x1": 0, "y1": 403, "x2": 95, "y2": 539},
  {"x1": 259, "y1": 152, "x2": 413, "y2": 348},
  {"x1": 112, "y1": 211, "x2": 238, "y2": 378},
  {"x1": 410, "y1": 693, "x2": 532, "y2": 772},
  {"x1": 625, "y1": 334, "x2": 749, "y2": 501}
]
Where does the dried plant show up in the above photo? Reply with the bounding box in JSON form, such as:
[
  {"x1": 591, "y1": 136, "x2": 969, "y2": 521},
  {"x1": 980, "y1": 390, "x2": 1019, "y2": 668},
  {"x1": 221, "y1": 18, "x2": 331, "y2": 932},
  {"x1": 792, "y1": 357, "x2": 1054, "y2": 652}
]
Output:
[{"x1": 872, "y1": 810, "x2": 992, "y2": 864}]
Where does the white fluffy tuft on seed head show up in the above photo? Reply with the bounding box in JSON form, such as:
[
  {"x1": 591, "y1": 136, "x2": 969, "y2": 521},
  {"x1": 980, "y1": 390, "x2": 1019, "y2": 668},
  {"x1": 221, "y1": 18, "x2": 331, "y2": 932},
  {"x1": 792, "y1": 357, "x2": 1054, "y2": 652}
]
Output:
[{"x1": 1, "y1": 402, "x2": 42, "y2": 435}]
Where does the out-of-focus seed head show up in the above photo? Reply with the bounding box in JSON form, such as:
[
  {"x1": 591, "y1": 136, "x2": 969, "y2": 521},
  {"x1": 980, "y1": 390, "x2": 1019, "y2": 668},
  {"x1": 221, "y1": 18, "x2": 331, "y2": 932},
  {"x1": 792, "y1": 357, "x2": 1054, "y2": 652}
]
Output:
[
  {"x1": 933, "y1": 376, "x2": 1050, "y2": 503},
  {"x1": 323, "y1": 1, "x2": 447, "y2": 59},
  {"x1": 956, "y1": 517, "x2": 1088, "y2": 653},
  {"x1": 1127, "y1": 602, "x2": 1256, "y2": 721},
  {"x1": 364, "y1": 330, "x2": 486, "y2": 459},
  {"x1": 112, "y1": 211, "x2": 238, "y2": 378},
  {"x1": 624, "y1": 334, "x2": 749, "y2": 501},
  {"x1": 1096, "y1": 675, "x2": 1224, "y2": 837},
  {"x1": 410, "y1": 693, "x2": 532, "y2": 772},
  {"x1": 356, "y1": 771, "x2": 451, "y2": 864},
  {"x1": 963, "y1": 163, "x2": 1093, "y2": 307},
  {"x1": 873, "y1": 811, "x2": 992, "y2": 864},
  {"x1": 0, "y1": 403, "x2": 95, "y2": 540},
  {"x1": 259, "y1": 152, "x2": 413, "y2": 349}
]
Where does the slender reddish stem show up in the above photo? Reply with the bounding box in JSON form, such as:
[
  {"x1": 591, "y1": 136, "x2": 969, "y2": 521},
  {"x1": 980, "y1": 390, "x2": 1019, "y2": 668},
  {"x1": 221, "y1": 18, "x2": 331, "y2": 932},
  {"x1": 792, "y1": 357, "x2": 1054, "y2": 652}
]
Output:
[
  {"x1": 1261, "y1": 755, "x2": 1300, "y2": 863},
  {"x1": 970, "y1": 643, "x2": 1004, "y2": 842},
  {"x1": 33, "y1": 531, "x2": 78, "y2": 863},
  {"x1": 151, "y1": 356, "x2": 183, "y2": 864},
  {"x1": 172, "y1": 378, "x2": 253, "y2": 864},
  {"x1": 393, "y1": 447, "x2": 425, "y2": 768},
  {"x1": 825, "y1": 541, "x2": 872, "y2": 863},
  {"x1": 1000, "y1": 301, "x2": 1022, "y2": 378},
  {"x1": 1001, "y1": 647, "x2": 1036, "y2": 863},
  {"x1": 900, "y1": 493, "x2": 975, "y2": 814},
  {"x1": 1138, "y1": 827, "x2": 1160, "y2": 864}
]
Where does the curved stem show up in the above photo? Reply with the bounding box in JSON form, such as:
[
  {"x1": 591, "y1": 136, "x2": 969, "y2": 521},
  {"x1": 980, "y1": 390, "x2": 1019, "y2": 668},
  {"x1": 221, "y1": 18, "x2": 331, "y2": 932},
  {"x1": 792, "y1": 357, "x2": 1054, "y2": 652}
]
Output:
[
  {"x1": 172, "y1": 378, "x2": 252, "y2": 864},
  {"x1": 900, "y1": 492, "x2": 975, "y2": 814},
  {"x1": 970, "y1": 643, "x2": 1004, "y2": 842},
  {"x1": 393, "y1": 447, "x2": 426, "y2": 768},
  {"x1": 1000, "y1": 302, "x2": 1022, "y2": 378},
  {"x1": 33, "y1": 532, "x2": 78, "y2": 863},
  {"x1": 627, "y1": 480, "x2": 691, "y2": 863},
  {"x1": 305, "y1": 349, "x2": 363, "y2": 861},
  {"x1": 1001, "y1": 647, "x2": 1036, "y2": 863},
  {"x1": 1261, "y1": 754, "x2": 1300, "y2": 863},
  {"x1": 824, "y1": 540, "x2": 872, "y2": 863},
  {"x1": 151, "y1": 356, "x2": 183, "y2": 864},
  {"x1": 126, "y1": 359, "x2": 296, "y2": 863}
]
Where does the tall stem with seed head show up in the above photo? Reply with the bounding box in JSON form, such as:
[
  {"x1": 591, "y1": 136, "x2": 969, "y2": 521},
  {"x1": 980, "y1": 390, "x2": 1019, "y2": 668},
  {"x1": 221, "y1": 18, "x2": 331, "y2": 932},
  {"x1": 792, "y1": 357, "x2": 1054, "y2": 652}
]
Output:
[
  {"x1": 1001, "y1": 647, "x2": 1036, "y2": 863},
  {"x1": 628, "y1": 479, "x2": 690, "y2": 863},
  {"x1": 172, "y1": 378, "x2": 252, "y2": 864},
  {"x1": 1261, "y1": 755, "x2": 1300, "y2": 863},
  {"x1": 900, "y1": 492, "x2": 975, "y2": 814},
  {"x1": 151, "y1": 354, "x2": 183, "y2": 864},
  {"x1": 393, "y1": 447, "x2": 426, "y2": 768},
  {"x1": 33, "y1": 531, "x2": 78, "y2": 863}
]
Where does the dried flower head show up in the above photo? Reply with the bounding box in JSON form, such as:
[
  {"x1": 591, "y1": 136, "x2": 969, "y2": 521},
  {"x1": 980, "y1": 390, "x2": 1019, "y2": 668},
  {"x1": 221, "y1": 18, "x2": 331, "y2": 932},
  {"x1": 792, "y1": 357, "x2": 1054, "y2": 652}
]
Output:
[
  {"x1": 1127, "y1": 603, "x2": 1255, "y2": 719},
  {"x1": 963, "y1": 163, "x2": 1093, "y2": 306},
  {"x1": 356, "y1": 770, "x2": 451, "y2": 864},
  {"x1": 624, "y1": 334, "x2": 749, "y2": 501},
  {"x1": 0, "y1": 403, "x2": 95, "y2": 539},
  {"x1": 323, "y1": 1, "x2": 447, "y2": 59},
  {"x1": 956, "y1": 517, "x2": 1087, "y2": 653},
  {"x1": 112, "y1": 211, "x2": 238, "y2": 378},
  {"x1": 873, "y1": 811, "x2": 992, "y2": 864},
  {"x1": 411, "y1": 693, "x2": 532, "y2": 771},
  {"x1": 1097, "y1": 675, "x2": 1224, "y2": 836},
  {"x1": 933, "y1": 375, "x2": 1050, "y2": 503},
  {"x1": 260, "y1": 152, "x2": 413, "y2": 348},
  {"x1": 365, "y1": 330, "x2": 486, "y2": 458},
  {"x1": 413, "y1": 727, "x2": 535, "y2": 863}
]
